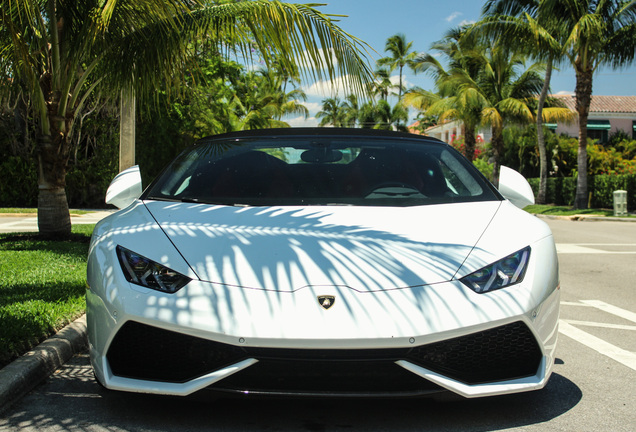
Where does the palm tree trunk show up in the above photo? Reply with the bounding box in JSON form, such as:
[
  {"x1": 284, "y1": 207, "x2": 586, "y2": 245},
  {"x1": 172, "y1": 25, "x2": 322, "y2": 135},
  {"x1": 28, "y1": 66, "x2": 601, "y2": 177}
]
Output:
[
  {"x1": 536, "y1": 60, "x2": 553, "y2": 204},
  {"x1": 464, "y1": 125, "x2": 477, "y2": 162},
  {"x1": 574, "y1": 67, "x2": 593, "y2": 210},
  {"x1": 37, "y1": 132, "x2": 71, "y2": 238},
  {"x1": 491, "y1": 126, "x2": 504, "y2": 187}
]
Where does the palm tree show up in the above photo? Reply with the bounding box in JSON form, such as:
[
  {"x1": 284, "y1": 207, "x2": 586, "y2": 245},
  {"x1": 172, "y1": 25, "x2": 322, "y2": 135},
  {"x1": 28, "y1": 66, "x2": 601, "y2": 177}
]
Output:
[
  {"x1": 369, "y1": 67, "x2": 398, "y2": 101},
  {"x1": 317, "y1": 98, "x2": 346, "y2": 127},
  {"x1": 408, "y1": 26, "x2": 485, "y2": 161},
  {"x1": 232, "y1": 70, "x2": 309, "y2": 130},
  {"x1": 444, "y1": 42, "x2": 551, "y2": 182},
  {"x1": 373, "y1": 100, "x2": 409, "y2": 131},
  {"x1": 378, "y1": 33, "x2": 419, "y2": 127},
  {"x1": 358, "y1": 101, "x2": 379, "y2": 129},
  {"x1": 0, "y1": 0, "x2": 373, "y2": 237},
  {"x1": 483, "y1": 0, "x2": 636, "y2": 208},
  {"x1": 544, "y1": 0, "x2": 636, "y2": 209},
  {"x1": 480, "y1": 0, "x2": 573, "y2": 203},
  {"x1": 342, "y1": 94, "x2": 361, "y2": 127}
]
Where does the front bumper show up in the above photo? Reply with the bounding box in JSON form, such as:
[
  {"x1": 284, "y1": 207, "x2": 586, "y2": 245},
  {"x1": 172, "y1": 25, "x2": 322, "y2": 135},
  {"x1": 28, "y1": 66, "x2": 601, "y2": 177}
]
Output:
[
  {"x1": 87, "y1": 274, "x2": 560, "y2": 398},
  {"x1": 100, "y1": 318, "x2": 551, "y2": 398}
]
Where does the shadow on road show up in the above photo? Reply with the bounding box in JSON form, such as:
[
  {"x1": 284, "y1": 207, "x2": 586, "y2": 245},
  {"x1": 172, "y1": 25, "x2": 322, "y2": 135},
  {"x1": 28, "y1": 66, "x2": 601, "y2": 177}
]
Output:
[{"x1": 1, "y1": 353, "x2": 582, "y2": 432}]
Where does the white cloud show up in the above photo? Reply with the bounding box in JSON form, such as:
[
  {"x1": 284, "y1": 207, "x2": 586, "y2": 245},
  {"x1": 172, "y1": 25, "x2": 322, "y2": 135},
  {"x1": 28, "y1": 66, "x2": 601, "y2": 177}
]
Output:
[
  {"x1": 555, "y1": 90, "x2": 575, "y2": 96},
  {"x1": 302, "y1": 101, "x2": 323, "y2": 114},
  {"x1": 458, "y1": 19, "x2": 476, "y2": 26},
  {"x1": 286, "y1": 116, "x2": 319, "y2": 128},
  {"x1": 302, "y1": 75, "x2": 357, "y2": 98},
  {"x1": 446, "y1": 12, "x2": 462, "y2": 22}
]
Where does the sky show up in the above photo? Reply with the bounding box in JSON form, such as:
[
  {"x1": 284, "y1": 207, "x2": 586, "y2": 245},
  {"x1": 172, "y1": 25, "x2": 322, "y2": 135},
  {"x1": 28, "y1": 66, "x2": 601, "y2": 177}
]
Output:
[{"x1": 288, "y1": 0, "x2": 636, "y2": 127}]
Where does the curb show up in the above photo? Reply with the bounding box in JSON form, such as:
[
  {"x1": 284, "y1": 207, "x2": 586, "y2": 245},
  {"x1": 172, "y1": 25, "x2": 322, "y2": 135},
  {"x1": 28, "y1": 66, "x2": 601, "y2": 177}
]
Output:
[
  {"x1": 0, "y1": 315, "x2": 88, "y2": 415},
  {"x1": 534, "y1": 214, "x2": 636, "y2": 222}
]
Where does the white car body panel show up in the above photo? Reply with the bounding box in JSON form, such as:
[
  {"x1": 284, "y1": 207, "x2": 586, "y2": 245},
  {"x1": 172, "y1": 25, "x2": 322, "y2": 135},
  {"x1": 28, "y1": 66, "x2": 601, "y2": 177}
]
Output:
[
  {"x1": 144, "y1": 200, "x2": 503, "y2": 288},
  {"x1": 104, "y1": 165, "x2": 143, "y2": 209}
]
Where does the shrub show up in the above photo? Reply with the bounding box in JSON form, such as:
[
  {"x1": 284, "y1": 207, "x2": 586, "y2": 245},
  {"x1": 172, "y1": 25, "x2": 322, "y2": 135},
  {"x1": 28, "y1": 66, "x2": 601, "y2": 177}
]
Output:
[
  {"x1": 0, "y1": 156, "x2": 38, "y2": 207},
  {"x1": 528, "y1": 174, "x2": 636, "y2": 211}
]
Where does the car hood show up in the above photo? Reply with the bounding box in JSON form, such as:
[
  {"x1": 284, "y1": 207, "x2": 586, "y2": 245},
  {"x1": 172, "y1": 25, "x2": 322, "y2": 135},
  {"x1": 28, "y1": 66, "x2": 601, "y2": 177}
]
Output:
[{"x1": 144, "y1": 200, "x2": 502, "y2": 292}]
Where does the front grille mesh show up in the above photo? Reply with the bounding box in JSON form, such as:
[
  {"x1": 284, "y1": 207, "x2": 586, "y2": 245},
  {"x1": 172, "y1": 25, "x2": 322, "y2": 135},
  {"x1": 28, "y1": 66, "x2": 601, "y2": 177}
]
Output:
[
  {"x1": 107, "y1": 321, "x2": 246, "y2": 383},
  {"x1": 106, "y1": 321, "x2": 542, "y2": 389},
  {"x1": 406, "y1": 321, "x2": 542, "y2": 383}
]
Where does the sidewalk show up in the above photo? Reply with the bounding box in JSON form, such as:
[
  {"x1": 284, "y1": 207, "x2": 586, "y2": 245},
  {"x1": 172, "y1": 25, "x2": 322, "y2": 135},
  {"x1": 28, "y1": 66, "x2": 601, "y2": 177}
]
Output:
[{"x1": 0, "y1": 209, "x2": 116, "y2": 233}]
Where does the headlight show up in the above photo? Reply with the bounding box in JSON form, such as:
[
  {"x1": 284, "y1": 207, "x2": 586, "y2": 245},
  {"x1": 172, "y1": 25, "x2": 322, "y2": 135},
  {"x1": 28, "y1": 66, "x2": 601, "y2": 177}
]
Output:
[
  {"x1": 460, "y1": 246, "x2": 531, "y2": 294},
  {"x1": 116, "y1": 245, "x2": 191, "y2": 293}
]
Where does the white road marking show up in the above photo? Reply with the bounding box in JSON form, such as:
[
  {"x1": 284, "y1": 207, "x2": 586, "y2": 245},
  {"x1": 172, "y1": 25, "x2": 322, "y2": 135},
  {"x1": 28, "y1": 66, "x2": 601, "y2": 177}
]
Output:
[
  {"x1": 561, "y1": 319, "x2": 636, "y2": 331},
  {"x1": 581, "y1": 300, "x2": 636, "y2": 324},
  {"x1": 560, "y1": 301, "x2": 594, "y2": 307},
  {"x1": 556, "y1": 243, "x2": 636, "y2": 254},
  {"x1": 559, "y1": 321, "x2": 636, "y2": 371},
  {"x1": 559, "y1": 300, "x2": 636, "y2": 371}
]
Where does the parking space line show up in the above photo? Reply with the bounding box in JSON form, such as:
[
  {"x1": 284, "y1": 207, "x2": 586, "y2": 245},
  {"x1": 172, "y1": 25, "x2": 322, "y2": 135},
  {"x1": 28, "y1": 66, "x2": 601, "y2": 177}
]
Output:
[
  {"x1": 556, "y1": 243, "x2": 636, "y2": 254},
  {"x1": 559, "y1": 320, "x2": 636, "y2": 371},
  {"x1": 561, "y1": 301, "x2": 593, "y2": 307},
  {"x1": 581, "y1": 300, "x2": 636, "y2": 324},
  {"x1": 561, "y1": 319, "x2": 636, "y2": 331}
]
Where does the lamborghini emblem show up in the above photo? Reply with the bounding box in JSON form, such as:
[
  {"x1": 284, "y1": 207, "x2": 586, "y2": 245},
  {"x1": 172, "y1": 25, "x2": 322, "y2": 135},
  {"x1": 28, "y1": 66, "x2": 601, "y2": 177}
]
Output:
[{"x1": 317, "y1": 295, "x2": 335, "y2": 310}]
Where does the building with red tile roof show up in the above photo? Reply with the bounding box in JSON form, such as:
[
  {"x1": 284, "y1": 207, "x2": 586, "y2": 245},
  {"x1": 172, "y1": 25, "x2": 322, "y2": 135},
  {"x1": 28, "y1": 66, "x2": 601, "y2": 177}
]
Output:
[{"x1": 412, "y1": 95, "x2": 636, "y2": 144}]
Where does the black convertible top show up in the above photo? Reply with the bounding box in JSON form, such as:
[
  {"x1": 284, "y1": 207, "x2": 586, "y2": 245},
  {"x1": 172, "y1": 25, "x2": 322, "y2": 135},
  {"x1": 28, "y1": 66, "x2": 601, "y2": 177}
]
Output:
[{"x1": 196, "y1": 127, "x2": 447, "y2": 146}]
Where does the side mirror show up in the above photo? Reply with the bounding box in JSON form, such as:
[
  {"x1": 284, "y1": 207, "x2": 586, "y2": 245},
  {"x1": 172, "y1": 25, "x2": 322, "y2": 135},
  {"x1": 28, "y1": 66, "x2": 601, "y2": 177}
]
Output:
[
  {"x1": 498, "y1": 166, "x2": 535, "y2": 209},
  {"x1": 105, "y1": 165, "x2": 142, "y2": 209}
]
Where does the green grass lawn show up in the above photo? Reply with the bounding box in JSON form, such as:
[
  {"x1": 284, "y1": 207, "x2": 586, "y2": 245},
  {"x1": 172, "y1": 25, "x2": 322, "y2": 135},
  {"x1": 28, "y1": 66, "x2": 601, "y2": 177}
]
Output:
[
  {"x1": 524, "y1": 204, "x2": 634, "y2": 217},
  {"x1": 0, "y1": 225, "x2": 94, "y2": 368},
  {"x1": 0, "y1": 208, "x2": 90, "y2": 215}
]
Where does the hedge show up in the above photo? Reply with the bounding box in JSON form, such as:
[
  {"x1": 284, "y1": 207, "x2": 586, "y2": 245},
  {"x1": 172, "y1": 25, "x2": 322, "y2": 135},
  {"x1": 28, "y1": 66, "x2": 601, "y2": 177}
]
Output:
[
  {"x1": 528, "y1": 174, "x2": 636, "y2": 211},
  {"x1": 0, "y1": 156, "x2": 116, "y2": 209}
]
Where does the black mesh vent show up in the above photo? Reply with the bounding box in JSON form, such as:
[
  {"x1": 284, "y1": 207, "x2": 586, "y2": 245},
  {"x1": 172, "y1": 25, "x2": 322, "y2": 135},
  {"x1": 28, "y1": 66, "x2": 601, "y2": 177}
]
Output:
[
  {"x1": 406, "y1": 321, "x2": 542, "y2": 384},
  {"x1": 107, "y1": 321, "x2": 247, "y2": 383},
  {"x1": 106, "y1": 320, "x2": 541, "y2": 387}
]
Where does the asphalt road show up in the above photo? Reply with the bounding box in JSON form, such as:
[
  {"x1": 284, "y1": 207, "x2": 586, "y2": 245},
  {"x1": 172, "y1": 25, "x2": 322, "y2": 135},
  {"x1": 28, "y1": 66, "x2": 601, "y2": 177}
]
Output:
[{"x1": 1, "y1": 217, "x2": 635, "y2": 431}]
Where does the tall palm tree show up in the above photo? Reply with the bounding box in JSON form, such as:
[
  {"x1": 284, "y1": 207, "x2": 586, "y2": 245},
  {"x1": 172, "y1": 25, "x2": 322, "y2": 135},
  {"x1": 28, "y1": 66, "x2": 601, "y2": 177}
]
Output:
[
  {"x1": 0, "y1": 0, "x2": 373, "y2": 237},
  {"x1": 408, "y1": 25, "x2": 485, "y2": 161},
  {"x1": 480, "y1": 0, "x2": 573, "y2": 203},
  {"x1": 378, "y1": 33, "x2": 419, "y2": 120},
  {"x1": 369, "y1": 67, "x2": 399, "y2": 101},
  {"x1": 544, "y1": 0, "x2": 636, "y2": 209},
  {"x1": 445, "y1": 42, "x2": 553, "y2": 182},
  {"x1": 484, "y1": 0, "x2": 636, "y2": 208}
]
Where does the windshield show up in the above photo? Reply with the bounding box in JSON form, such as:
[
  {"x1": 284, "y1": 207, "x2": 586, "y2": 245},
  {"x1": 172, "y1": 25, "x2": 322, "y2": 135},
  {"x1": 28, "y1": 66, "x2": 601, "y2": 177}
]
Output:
[{"x1": 143, "y1": 135, "x2": 500, "y2": 207}]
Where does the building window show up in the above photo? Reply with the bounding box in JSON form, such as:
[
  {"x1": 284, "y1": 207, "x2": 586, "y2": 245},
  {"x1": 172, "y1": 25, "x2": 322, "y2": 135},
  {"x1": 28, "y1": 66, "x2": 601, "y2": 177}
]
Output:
[
  {"x1": 587, "y1": 119, "x2": 610, "y2": 144},
  {"x1": 632, "y1": 121, "x2": 636, "y2": 140}
]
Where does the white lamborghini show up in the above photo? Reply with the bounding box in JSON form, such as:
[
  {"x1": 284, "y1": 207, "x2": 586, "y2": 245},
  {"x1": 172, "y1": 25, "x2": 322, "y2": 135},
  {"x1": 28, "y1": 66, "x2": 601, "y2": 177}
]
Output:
[{"x1": 87, "y1": 128, "x2": 559, "y2": 399}]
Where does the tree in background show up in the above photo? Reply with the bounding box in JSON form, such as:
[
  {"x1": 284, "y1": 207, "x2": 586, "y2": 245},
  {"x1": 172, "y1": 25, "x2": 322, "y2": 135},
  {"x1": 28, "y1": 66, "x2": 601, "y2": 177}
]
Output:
[
  {"x1": 0, "y1": 0, "x2": 373, "y2": 238},
  {"x1": 480, "y1": 0, "x2": 575, "y2": 203},
  {"x1": 543, "y1": 0, "x2": 636, "y2": 209},
  {"x1": 369, "y1": 67, "x2": 399, "y2": 102},
  {"x1": 317, "y1": 98, "x2": 347, "y2": 127},
  {"x1": 378, "y1": 33, "x2": 420, "y2": 126},
  {"x1": 406, "y1": 26, "x2": 485, "y2": 161},
  {"x1": 233, "y1": 69, "x2": 309, "y2": 130}
]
